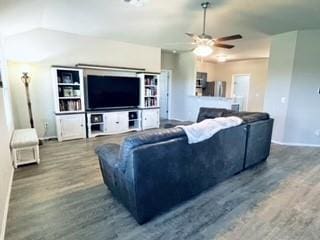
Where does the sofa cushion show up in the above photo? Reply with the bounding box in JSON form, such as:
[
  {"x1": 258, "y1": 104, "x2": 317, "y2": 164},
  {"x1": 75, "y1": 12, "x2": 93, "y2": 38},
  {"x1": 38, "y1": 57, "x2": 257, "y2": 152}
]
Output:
[
  {"x1": 197, "y1": 107, "x2": 233, "y2": 122},
  {"x1": 222, "y1": 112, "x2": 270, "y2": 123},
  {"x1": 119, "y1": 128, "x2": 186, "y2": 172}
]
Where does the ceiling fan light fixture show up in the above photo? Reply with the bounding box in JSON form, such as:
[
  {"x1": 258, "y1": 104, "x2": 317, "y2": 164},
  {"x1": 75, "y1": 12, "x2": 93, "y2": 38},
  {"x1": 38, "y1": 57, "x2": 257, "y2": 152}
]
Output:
[{"x1": 193, "y1": 44, "x2": 213, "y2": 57}]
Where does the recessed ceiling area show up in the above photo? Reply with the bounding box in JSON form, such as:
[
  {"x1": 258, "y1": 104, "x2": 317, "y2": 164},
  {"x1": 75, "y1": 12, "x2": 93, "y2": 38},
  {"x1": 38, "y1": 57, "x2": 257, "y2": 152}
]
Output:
[{"x1": 1, "y1": 0, "x2": 320, "y2": 61}]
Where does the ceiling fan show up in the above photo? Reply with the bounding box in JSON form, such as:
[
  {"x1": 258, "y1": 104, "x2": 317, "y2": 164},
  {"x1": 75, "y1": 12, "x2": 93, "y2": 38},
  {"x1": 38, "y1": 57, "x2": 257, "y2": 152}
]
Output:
[{"x1": 186, "y1": 2, "x2": 242, "y2": 57}]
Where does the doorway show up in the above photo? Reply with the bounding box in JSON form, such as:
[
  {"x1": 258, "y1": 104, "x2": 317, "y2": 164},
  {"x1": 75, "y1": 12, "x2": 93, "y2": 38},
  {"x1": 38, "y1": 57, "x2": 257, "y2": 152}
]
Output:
[
  {"x1": 159, "y1": 70, "x2": 171, "y2": 119},
  {"x1": 232, "y1": 74, "x2": 250, "y2": 111}
]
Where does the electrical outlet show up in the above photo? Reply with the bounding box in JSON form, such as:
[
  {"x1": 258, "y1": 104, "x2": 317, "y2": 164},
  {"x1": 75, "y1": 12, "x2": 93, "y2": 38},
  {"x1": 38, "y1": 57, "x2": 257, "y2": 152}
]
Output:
[
  {"x1": 315, "y1": 129, "x2": 320, "y2": 137},
  {"x1": 44, "y1": 121, "x2": 49, "y2": 130}
]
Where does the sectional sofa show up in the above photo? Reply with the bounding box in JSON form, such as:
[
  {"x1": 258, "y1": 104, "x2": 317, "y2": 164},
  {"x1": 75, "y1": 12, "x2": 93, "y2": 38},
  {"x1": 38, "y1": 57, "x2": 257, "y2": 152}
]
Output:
[{"x1": 96, "y1": 108, "x2": 274, "y2": 224}]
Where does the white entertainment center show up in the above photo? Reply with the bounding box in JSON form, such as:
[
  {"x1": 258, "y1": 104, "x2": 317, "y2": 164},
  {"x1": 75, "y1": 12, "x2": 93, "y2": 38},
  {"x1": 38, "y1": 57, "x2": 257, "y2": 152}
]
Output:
[{"x1": 52, "y1": 67, "x2": 160, "y2": 142}]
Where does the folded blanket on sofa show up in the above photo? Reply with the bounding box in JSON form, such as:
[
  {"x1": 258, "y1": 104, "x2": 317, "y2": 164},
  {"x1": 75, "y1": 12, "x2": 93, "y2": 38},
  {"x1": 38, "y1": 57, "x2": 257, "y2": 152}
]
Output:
[{"x1": 176, "y1": 117, "x2": 243, "y2": 144}]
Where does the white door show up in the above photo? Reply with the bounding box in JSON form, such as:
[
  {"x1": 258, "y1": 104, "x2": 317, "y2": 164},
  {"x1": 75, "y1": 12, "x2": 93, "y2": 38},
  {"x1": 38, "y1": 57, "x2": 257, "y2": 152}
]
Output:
[
  {"x1": 57, "y1": 114, "x2": 86, "y2": 141},
  {"x1": 160, "y1": 70, "x2": 171, "y2": 119},
  {"x1": 232, "y1": 75, "x2": 250, "y2": 111}
]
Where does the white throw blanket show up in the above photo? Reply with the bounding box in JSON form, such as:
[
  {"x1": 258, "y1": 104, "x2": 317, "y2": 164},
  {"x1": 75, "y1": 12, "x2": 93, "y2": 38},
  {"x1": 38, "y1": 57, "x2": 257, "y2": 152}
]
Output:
[{"x1": 176, "y1": 117, "x2": 243, "y2": 144}]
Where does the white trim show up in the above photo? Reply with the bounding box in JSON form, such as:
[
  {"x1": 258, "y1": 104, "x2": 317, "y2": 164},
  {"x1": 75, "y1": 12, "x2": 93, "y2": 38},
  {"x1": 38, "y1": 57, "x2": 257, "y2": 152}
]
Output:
[
  {"x1": 272, "y1": 140, "x2": 320, "y2": 148},
  {"x1": 231, "y1": 74, "x2": 251, "y2": 111},
  {"x1": 0, "y1": 167, "x2": 14, "y2": 240},
  {"x1": 160, "y1": 70, "x2": 172, "y2": 119},
  {"x1": 39, "y1": 136, "x2": 57, "y2": 141},
  {"x1": 168, "y1": 118, "x2": 188, "y2": 122}
]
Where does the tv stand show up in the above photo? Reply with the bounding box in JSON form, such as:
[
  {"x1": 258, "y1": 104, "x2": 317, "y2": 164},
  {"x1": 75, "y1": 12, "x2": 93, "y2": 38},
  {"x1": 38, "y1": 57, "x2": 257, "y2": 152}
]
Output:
[{"x1": 87, "y1": 108, "x2": 159, "y2": 138}]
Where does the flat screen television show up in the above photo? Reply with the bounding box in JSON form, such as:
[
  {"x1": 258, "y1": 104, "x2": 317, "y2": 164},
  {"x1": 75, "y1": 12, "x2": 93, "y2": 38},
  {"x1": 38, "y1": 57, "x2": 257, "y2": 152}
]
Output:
[{"x1": 86, "y1": 75, "x2": 140, "y2": 110}]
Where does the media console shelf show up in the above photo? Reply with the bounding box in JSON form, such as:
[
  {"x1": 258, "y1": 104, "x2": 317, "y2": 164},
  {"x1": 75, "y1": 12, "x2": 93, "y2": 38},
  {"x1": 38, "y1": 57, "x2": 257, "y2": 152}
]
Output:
[{"x1": 87, "y1": 109, "x2": 142, "y2": 138}]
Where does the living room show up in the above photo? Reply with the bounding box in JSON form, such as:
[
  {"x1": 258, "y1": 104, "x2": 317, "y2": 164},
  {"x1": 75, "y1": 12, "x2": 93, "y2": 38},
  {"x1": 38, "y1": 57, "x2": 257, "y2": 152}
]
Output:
[{"x1": 0, "y1": 1, "x2": 320, "y2": 240}]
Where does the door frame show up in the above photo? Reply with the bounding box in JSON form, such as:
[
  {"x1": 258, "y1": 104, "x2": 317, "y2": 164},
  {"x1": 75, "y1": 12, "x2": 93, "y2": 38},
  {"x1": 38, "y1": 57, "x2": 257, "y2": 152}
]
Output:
[
  {"x1": 160, "y1": 69, "x2": 172, "y2": 119},
  {"x1": 231, "y1": 74, "x2": 251, "y2": 111}
]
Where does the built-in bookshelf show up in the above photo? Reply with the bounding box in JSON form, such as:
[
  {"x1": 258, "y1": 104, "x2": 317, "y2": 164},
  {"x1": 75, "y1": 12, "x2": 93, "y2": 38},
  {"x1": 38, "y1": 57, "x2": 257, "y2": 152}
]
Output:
[
  {"x1": 138, "y1": 73, "x2": 160, "y2": 108},
  {"x1": 52, "y1": 67, "x2": 86, "y2": 142},
  {"x1": 52, "y1": 68, "x2": 85, "y2": 113}
]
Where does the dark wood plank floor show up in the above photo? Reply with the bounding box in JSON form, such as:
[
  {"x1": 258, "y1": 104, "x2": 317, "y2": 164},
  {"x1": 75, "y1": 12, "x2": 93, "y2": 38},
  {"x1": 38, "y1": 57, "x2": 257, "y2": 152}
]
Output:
[{"x1": 5, "y1": 133, "x2": 320, "y2": 240}]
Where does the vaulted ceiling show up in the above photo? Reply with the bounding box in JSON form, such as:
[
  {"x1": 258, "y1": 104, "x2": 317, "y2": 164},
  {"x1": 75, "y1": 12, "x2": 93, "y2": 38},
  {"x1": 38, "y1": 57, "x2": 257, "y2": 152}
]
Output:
[{"x1": 1, "y1": 0, "x2": 320, "y2": 61}]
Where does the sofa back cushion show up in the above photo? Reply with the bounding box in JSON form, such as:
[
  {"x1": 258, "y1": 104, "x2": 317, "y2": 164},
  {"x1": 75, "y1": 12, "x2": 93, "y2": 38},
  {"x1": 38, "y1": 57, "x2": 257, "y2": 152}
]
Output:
[
  {"x1": 119, "y1": 128, "x2": 186, "y2": 172},
  {"x1": 223, "y1": 112, "x2": 270, "y2": 123},
  {"x1": 197, "y1": 107, "x2": 233, "y2": 122}
]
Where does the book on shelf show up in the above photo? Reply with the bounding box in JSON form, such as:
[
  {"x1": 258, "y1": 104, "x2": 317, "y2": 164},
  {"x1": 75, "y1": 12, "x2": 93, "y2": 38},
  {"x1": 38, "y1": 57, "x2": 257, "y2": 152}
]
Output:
[
  {"x1": 145, "y1": 97, "x2": 158, "y2": 107},
  {"x1": 59, "y1": 99, "x2": 82, "y2": 112},
  {"x1": 144, "y1": 76, "x2": 158, "y2": 86},
  {"x1": 144, "y1": 87, "x2": 157, "y2": 97}
]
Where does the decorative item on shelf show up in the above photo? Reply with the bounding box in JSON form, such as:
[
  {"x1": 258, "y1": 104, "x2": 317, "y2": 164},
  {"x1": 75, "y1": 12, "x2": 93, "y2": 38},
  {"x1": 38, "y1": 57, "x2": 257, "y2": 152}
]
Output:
[
  {"x1": 21, "y1": 72, "x2": 34, "y2": 128},
  {"x1": 73, "y1": 89, "x2": 81, "y2": 97},
  {"x1": 61, "y1": 73, "x2": 73, "y2": 84},
  {"x1": 91, "y1": 114, "x2": 103, "y2": 123},
  {"x1": 129, "y1": 112, "x2": 138, "y2": 120},
  {"x1": 63, "y1": 87, "x2": 73, "y2": 97}
]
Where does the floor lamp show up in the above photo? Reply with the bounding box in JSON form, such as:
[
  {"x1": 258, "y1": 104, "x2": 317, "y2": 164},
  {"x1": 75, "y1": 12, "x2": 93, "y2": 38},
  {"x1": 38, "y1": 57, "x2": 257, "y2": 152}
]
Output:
[{"x1": 21, "y1": 72, "x2": 34, "y2": 128}]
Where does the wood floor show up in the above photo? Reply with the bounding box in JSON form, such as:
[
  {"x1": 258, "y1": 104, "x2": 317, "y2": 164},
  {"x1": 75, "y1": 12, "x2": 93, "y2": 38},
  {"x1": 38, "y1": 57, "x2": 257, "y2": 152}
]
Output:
[{"x1": 5, "y1": 134, "x2": 320, "y2": 240}]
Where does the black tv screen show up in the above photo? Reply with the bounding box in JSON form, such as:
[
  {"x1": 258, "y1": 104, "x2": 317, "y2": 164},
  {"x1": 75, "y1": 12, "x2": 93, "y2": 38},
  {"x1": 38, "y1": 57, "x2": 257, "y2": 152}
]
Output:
[{"x1": 87, "y1": 75, "x2": 140, "y2": 109}]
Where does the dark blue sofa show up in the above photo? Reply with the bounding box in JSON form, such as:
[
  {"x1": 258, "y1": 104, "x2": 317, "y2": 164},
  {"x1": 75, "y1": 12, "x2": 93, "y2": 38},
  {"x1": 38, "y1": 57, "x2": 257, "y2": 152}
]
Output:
[{"x1": 96, "y1": 108, "x2": 274, "y2": 224}]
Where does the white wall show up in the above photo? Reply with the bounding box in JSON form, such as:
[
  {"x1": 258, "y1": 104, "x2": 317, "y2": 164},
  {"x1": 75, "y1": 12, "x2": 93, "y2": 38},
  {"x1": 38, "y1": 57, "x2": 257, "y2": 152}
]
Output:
[
  {"x1": 170, "y1": 52, "x2": 195, "y2": 120},
  {"x1": 161, "y1": 51, "x2": 177, "y2": 70},
  {"x1": 264, "y1": 31, "x2": 298, "y2": 142},
  {"x1": 164, "y1": 52, "x2": 270, "y2": 121},
  {"x1": 284, "y1": 30, "x2": 320, "y2": 145},
  {"x1": 168, "y1": 53, "x2": 241, "y2": 121},
  {"x1": 5, "y1": 29, "x2": 161, "y2": 138},
  {"x1": 196, "y1": 59, "x2": 269, "y2": 112},
  {"x1": 196, "y1": 60, "x2": 216, "y2": 82},
  {"x1": 214, "y1": 59, "x2": 269, "y2": 111},
  {"x1": 264, "y1": 30, "x2": 320, "y2": 146},
  {"x1": 0, "y1": 35, "x2": 14, "y2": 240}
]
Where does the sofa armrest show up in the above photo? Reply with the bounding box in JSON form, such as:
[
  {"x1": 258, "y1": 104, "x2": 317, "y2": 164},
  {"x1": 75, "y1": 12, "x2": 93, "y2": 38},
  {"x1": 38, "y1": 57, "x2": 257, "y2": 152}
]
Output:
[{"x1": 96, "y1": 144, "x2": 121, "y2": 188}]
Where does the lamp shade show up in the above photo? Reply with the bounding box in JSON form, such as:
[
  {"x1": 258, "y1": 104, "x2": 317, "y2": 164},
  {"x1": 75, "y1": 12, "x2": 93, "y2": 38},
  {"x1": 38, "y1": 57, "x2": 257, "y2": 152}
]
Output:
[{"x1": 193, "y1": 44, "x2": 213, "y2": 57}]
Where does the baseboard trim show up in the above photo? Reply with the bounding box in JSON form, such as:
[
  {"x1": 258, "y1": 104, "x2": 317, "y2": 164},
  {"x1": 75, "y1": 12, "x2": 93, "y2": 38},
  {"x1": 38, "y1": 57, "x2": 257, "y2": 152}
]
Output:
[
  {"x1": 0, "y1": 167, "x2": 14, "y2": 240},
  {"x1": 272, "y1": 140, "x2": 320, "y2": 148},
  {"x1": 39, "y1": 136, "x2": 57, "y2": 141},
  {"x1": 168, "y1": 118, "x2": 189, "y2": 122}
]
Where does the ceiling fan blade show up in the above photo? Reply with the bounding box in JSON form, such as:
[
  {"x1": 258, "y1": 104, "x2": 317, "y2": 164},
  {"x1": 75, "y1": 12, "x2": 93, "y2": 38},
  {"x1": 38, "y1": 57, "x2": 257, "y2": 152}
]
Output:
[
  {"x1": 185, "y1": 33, "x2": 201, "y2": 41},
  {"x1": 214, "y1": 43, "x2": 235, "y2": 49},
  {"x1": 216, "y1": 34, "x2": 242, "y2": 42},
  {"x1": 185, "y1": 32, "x2": 196, "y2": 38}
]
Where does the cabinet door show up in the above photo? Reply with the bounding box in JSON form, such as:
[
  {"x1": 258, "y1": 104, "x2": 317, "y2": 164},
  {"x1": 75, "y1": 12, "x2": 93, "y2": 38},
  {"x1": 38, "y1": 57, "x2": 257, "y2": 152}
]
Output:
[
  {"x1": 117, "y1": 112, "x2": 129, "y2": 131},
  {"x1": 105, "y1": 112, "x2": 128, "y2": 133},
  {"x1": 142, "y1": 109, "x2": 160, "y2": 130},
  {"x1": 57, "y1": 114, "x2": 86, "y2": 141}
]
